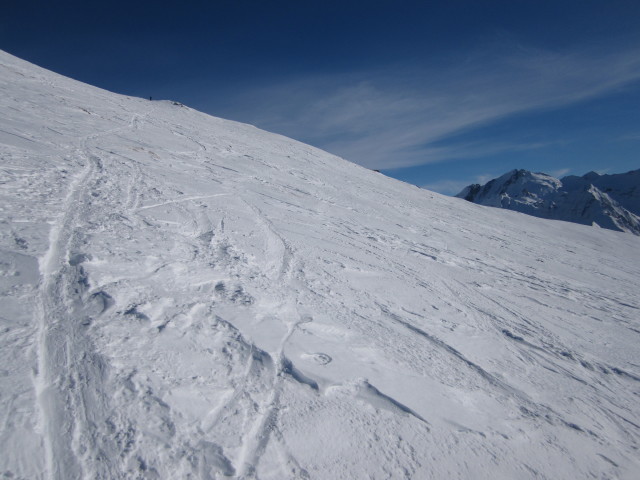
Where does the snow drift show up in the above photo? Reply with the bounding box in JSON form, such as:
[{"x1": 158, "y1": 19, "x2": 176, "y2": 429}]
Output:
[{"x1": 1, "y1": 50, "x2": 639, "y2": 479}]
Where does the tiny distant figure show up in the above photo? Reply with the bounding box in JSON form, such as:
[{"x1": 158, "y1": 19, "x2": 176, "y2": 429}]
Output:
[{"x1": 149, "y1": 96, "x2": 152, "y2": 101}]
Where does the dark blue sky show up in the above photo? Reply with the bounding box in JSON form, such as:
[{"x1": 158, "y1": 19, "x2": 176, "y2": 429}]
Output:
[{"x1": 3, "y1": 0, "x2": 640, "y2": 193}]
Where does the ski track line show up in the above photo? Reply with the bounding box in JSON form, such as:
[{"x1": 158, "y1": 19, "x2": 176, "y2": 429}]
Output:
[
  {"x1": 377, "y1": 300, "x2": 599, "y2": 435},
  {"x1": 34, "y1": 109, "x2": 153, "y2": 480},
  {"x1": 235, "y1": 319, "x2": 304, "y2": 479},
  {"x1": 231, "y1": 197, "x2": 310, "y2": 478},
  {"x1": 136, "y1": 193, "x2": 230, "y2": 211},
  {"x1": 35, "y1": 154, "x2": 96, "y2": 479},
  {"x1": 241, "y1": 198, "x2": 294, "y2": 282}
]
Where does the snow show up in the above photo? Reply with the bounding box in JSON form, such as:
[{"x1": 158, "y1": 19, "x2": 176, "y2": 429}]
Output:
[
  {"x1": 563, "y1": 169, "x2": 640, "y2": 217},
  {"x1": 457, "y1": 169, "x2": 640, "y2": 234},
  {"x1": 1, "y1": 49, "x2": 640, "y2": 479}
]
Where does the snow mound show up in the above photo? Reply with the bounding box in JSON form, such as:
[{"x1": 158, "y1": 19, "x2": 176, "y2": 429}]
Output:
[{"x1": 1, "y1": 50, "x2": 640, "y2": 479}]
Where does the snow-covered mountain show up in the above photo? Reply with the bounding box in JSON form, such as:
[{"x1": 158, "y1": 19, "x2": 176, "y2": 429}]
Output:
[
  {"x1": 1, "y1": 50, "x2": 639, "y2": 480},
  {"x1": 564, "y1": 169, "x2": 640, "y2": 216},
  {"x1": 457, "y1": 169, "x2": 640, "y2": 234}
]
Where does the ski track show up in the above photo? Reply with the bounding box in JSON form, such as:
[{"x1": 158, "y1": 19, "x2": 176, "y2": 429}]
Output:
[
  {"x1": 2, "y1": 51, "x2": 640, "y2": 479},
  {"x1": 228, "y1": 197, "x2": 311, "y2": 478},
  {"x1": 34, "y1": 110, "x2": 155, "y2": 479}
]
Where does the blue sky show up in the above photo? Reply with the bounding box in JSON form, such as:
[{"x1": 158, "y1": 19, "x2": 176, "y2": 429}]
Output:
[{"x1": 3, "y1": 0, "x2": 640, "y2": 194}]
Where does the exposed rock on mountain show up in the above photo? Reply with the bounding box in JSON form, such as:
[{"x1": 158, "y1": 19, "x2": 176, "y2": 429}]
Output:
[
  {"x1": 457, "y1": 169, "x2": 640, "y2": 234},
  {"x1": 2, "y1": 50, "x2": 639, "y2": 479}
]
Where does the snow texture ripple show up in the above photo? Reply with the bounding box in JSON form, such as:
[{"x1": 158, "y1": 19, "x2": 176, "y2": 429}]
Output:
[{"x1": 1, "y1": 50, "x2": 640, "y2": 479}]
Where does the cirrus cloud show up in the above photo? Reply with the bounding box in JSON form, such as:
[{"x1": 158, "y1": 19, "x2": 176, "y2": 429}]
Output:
[{"x1": 213, "y1": 42, "x2": 640, "y2": 170}]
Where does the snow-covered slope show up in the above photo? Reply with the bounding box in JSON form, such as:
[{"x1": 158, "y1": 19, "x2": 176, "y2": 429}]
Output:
[
  {"x1": 457, "y1": 169, "x2": 640, "y2": 234},
  {"x1": 1, "y1": 50, "x2": 640, "y2": 480}
]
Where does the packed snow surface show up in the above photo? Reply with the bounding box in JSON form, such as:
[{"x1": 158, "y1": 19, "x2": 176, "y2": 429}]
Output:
[{"x1": 1, "y1": 50, "x2": 640, "y2": 479}]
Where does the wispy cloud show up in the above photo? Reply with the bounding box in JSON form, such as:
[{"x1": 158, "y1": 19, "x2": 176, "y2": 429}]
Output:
[
  {"x1": 423, "y1": 173, "x2": 496, "y2": 195},
  {"x1": 549, "y1": 168, "x2": 571, "y2": 178},
  {"x1": 617, "y1": 132, "x2": 640, "y2": 141},
  {"x1": 216, "y1": 42, "x2": 640, "y2": 170}
]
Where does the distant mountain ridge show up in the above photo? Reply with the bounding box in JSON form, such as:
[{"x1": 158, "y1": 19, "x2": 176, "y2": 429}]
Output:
[
  {"x1": 3, "y1": 49, "x2": 640, "y2": 480},
  {"x1": 456, "y1": 169, "x2": 640, "y2": 234}
]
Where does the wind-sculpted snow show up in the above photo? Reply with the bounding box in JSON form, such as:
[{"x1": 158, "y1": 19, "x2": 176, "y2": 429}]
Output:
[{"x1": 1, "y1": 50, "x2": 640, "y2": 479}]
